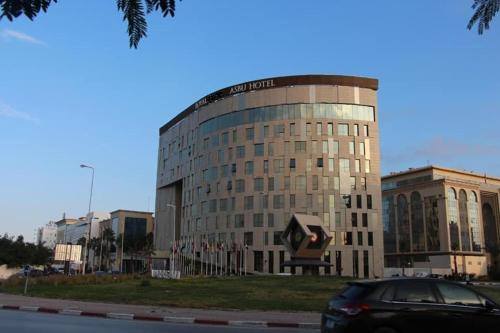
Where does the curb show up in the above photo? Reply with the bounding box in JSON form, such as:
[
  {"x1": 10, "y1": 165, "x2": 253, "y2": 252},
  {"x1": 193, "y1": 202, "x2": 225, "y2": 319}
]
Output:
[{"x1": 0, "y1": 304, "x2": 320, "y2": 329}]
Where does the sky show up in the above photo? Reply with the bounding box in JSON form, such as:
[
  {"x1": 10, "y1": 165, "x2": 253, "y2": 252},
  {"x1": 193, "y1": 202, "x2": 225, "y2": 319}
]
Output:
[{"x1": 0, "y1": 1, "x2": 499, "y2": 241}]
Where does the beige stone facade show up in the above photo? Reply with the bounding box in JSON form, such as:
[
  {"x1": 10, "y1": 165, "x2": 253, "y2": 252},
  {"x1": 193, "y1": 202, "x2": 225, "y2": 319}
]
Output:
[
  {"x1": 382, "y1": 166, "x2": 500, "y2": 277},
  {"x1": 155, "y1": 75, "x2": 383, "y2": 277},
  {"x1": 110, "y1": 209, "x2": 154, "y2": 273}
]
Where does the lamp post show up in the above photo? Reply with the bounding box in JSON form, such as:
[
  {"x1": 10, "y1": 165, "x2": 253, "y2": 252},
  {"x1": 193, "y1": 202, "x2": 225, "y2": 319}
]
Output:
[
  {"x1": 166, "y1": 204, "x2": 176, "y2": 276},
  {"x1": 80, "y1": 164, "x2": 94, "y2": 275}
]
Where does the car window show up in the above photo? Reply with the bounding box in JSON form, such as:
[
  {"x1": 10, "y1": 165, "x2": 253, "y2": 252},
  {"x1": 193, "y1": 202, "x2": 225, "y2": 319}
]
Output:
[
  {"x1": 394, "y1": 281, "x2": 437, "y2": 303},
  {"x1": 338, "y1": 284, "x2": 371, "y2": 300},
  {"x1": 436, "y1": 283, "x2": 482, "y2": 307}
]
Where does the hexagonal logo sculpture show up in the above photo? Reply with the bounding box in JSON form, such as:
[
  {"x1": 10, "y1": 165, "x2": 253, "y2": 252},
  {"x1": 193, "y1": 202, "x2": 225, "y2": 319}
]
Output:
[{"x1": 281, "y1": 214, "x2": 333, "y2": 259}]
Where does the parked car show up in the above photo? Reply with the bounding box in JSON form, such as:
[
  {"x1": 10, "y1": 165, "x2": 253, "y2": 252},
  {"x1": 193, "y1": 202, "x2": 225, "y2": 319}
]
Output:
[{"x1": 321, "y1": 278, "x2": 499, "y2": 333}]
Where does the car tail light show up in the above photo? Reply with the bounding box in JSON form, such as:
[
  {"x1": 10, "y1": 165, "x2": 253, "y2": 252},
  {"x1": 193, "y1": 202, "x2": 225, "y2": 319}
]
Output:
[{"x1": 339, "y1": 303, "x2": 370, "y2": 316}]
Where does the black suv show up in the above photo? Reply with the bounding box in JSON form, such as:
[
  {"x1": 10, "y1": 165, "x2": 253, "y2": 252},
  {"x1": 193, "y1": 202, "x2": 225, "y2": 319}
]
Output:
[{"x1": 321, "y1": 278, "x2": 499, "y2": 333}]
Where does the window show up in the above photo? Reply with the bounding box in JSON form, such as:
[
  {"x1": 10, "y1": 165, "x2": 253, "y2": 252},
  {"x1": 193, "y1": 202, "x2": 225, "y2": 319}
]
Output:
[
  {"x1": 244, "y1": 196, "x2": 254, "y2": 210},
  {"x1": 368, "y1": 232, "x2": 373, "y2": 246},
  {"x1": 333, "y1": 141, "x2": 339, "y2": 154},
  {"x1": 290, "y1": 123, "x2": 296, "y2": 136},
  {"x1": 268, "y1": 142, "x2": 274, "y2": 156},
  {"x1": 361, "y1": 177, "x2": 366, "y2": 190},
  {"x1": 365, "y1": 160, "x2": 371, "y2": 173},
  {"x1": 349, "y1": 142, "x2": 355, "y2": 154},
  {"x1": 362, "y1": 213, "x2": 368, "y2": 227},
  {"x1": 245, "y1": 232, "x2": 254, "y2": 246},
  {"x1": 262, "y1": 195, "x2": 268, "y2": 209},
  {"x1": 290, "y1": 194, "x2": 295, "y2": 208},
  {"x1": 354, "y1": 124, "x2": 359, "y2": 136},
  {"x1": 357, "y1": 195, "x2": 362, "y2": 209},
  {"x1": 273, "y1": 231, "x2": 282, "y2": 245},
  {"x1": 355, "y1": 159, "x2": 361, "y2": 172},
  {"x1": 317, "y1": 158, "x2": 324, "y2": 168},
  {"x1": 254, "y1": 178, "x2": 264, "y2": 191},
  {"x1": 306, "y1": 123, "x2": 311, "y2": 136},
  {"x1": 343, "y1": 232, "x2": 352, "y2": 245},
  {"x1": 436, "y1": 283, "x2": 482, "y2": 306},
  {"x1": 306, "y1": 159, "x2": 312, "y2": 172},
  {"x1": 253, "y1": 213, "x2": 264, "y2": 227},
  {"x1": 352, "y1": 213, "x2": 358, "y2": 227},
  {"x1": 322, "y1": 140, "x2": 328, "y2": 153},
  {"x1": 350, "y1": 176, "x2": 356, "y2": 190},
  {"x1": 358, "y1": 231, "x2": 363, "y2": 246},
  {"x1": 296, "y1": 175, "x2": 306, "y2": 190},
  {"x1": 395, "y1": 282, "x2": 437, "y2": 303},
  {"x1": 254, "y1": 144, "x2": 264, "y2": 156},
  {"x1": 359, "y1": 142, "x2": 365, "y2": 155},
  {"x1": 253, "y1": 250, "x2": 263, "y2": 272},
  {"x1": 274, "y1": 124, "x2": 285, "y2": 137},
  {"x1": 367, "y1": 195, "x2": 372, "y2": 209},
  {"x1": 268, "y1": 177, "x2": 274, "y2": 191},
  {"x1": 295, "y1": 141, "x2": 306, "y2": 153},
  {"x1": 263, "y1": 160, "x2": 269, "y2": 173},
  {"x1": 235, "y1": 214, "x2": 244, "y2": 228},
  {"x1": 312, "y1": 175, "x2": 319, "y2": 190},
  {"x1": 236, "y1": 146, "x2": 245, "y2": 158},
  {"x1": 284, "y1": 176, "x2": 290, "y2": 190},
  {"x1": 316, "y1": 122, "x2": 322, "y2": 136},
  {"x1": 273, "y1": 195, "x2": 284, "y2": 209},
  {"x1": 221, "y1": 132, "x2": 229, "y2": 145},
  {"x1": 273, "y1": 159, "x2": 284, "y2": 173},
  {"x1": 268, "y1": 213, "x2": 275, "y2": 227},
  {"x1": 209, "y1": 199, "x2": 217, "y2": 213},
  {"x1": 245, "y1": 161, "x2": 254, "y2": 175},
  {"x1": 327, "y1": 123, "x2": 333, "y2": 136},
  {"x1": 290, "y1": 158, "x2": 296, "y2": 170},
  {"x1": 328, "y1": 158, "x2": 334, "y2": 172},
  {"x1": 340, "y1": 159, "x2": 350, "y2": 173},
  {"x1": 220, "y1": 198, "x2": 227, "y2": 211},
  {"x1": 235, "y1": 179, "x2": 245, "y2": 193},
  {"x1": 363, "y1": 125, "x2": 369, "y2": 137},
  {"x1": 323, "y1": 177, "x2": 329, "y2": 190},
  {"x1": 338, "y1": 124, "x2": 349, "y2": 136},
  {"x1": 246, "y1": 127, "x2": 254, "y2": 140},
  {"x1": 263, "y1": 125, "x2": 269, "y2": 137},
  {"x1": 312, "y1": 140, "x2": 317, "y2": 153}
]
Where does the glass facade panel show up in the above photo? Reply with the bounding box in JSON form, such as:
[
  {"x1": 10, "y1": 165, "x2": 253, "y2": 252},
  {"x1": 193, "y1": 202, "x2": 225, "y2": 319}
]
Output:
[
  {"x1": 448, "y1": 188, "x2": 460, "y2": 251},
  {"x1": 458, "y1": 190, "x2": 471, "y2": 252},
  {"x1": 469, "y1": 191, "x2": 481, "y2": 252},
  {"x1": 199, "y1": 103, "x2": 376, "y2": 136},
  {"x1": 397, "y1": 194, "x2": 410, "y2": 252},
  {"x1": 425, "y1": 196, "x2": 440, "y2": 251},
  {"x1": 410, "y1": 192, "x2": 425, "y2": 252},
  {"x1": 383, "y1": 195, "x2": 396, "y2": 253}
]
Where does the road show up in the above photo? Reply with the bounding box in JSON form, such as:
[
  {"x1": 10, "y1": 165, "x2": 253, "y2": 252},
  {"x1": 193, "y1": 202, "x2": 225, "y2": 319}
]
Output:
[{"x1": 0, "y1": 309, "x2": 317, "y2": 333}]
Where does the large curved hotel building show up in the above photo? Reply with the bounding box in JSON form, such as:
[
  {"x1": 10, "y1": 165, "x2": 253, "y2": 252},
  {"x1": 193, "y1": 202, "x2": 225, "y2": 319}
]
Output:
[{"x1": 155, "y1": 75, "x2": 383, "y2": 277}]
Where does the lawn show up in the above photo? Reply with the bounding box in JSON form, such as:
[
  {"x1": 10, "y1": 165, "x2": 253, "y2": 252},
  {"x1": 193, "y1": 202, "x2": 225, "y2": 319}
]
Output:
[
  {"x1": 0, "y1": 275, "x2": 349, "y2": 312},
  {"x1": 1, "y1": 275, "x2": 499, "y2": 313}
]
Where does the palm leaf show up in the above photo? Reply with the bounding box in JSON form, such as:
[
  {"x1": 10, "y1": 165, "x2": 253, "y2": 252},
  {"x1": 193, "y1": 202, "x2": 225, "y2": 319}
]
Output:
[{"x1": 468, "y1": 0, "x2": 500, "y2": 34}]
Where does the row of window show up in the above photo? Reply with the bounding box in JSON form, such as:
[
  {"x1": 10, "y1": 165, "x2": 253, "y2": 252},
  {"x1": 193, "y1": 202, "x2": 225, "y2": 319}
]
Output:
[
  {"x1": 199, "y1": 103, "x2": 375, "y2": 136},
  {"x1": 203, "y1": 193, "x2": 373, "y2": 212},
  {"x1": 243, "y1": 231, "x2": 373, "y2": 246},
  {"x1": 203, "y1": 158, "x2": 371, "y2": 183}
]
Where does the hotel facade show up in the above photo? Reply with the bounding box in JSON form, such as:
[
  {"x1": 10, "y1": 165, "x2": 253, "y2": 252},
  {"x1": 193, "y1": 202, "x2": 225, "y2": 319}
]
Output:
[
  {"x1": 155, "y1": 75, "x2": 384, "y2": 277},
  {"x1": 382, "y1": 166, "x2": 500, "y2": 277}
]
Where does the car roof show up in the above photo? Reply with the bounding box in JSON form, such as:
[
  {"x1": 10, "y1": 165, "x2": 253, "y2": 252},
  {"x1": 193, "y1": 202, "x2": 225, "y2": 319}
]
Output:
[{"x1": 348, "y1": 277, "x2": 464, "y2": 286}]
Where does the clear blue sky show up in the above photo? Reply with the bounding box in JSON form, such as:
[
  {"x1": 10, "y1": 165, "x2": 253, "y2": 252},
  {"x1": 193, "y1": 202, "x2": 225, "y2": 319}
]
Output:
[{"x1": 1, "y1": 0, "x2": 499, "y2": 241}]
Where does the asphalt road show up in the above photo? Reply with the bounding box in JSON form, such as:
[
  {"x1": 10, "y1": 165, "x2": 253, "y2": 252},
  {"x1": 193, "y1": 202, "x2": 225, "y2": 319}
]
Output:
[{"x1": 0, "y1": 309, "x2": 317, "y2": 333}]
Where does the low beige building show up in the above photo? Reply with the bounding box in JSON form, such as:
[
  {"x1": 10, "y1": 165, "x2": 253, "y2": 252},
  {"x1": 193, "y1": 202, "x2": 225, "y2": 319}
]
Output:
[
  {"x1": 382, "y1": 166, "x2": 500, "y2": 277},
  {"x1": 110, "y1": 210, "x2": 154, "y2": 273}
]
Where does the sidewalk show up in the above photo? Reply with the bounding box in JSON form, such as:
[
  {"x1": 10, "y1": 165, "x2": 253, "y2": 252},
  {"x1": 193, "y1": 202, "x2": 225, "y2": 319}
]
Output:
[{"x1": 0, "y1": 293, "x2": 321, "y2": 329}]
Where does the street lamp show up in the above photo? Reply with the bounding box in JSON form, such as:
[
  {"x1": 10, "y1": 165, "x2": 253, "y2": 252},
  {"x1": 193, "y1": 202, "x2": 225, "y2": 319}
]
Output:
[
  {"x1": 80, "y1": 164, "x2": 94, "y2": 275},
  {"x1": 166, "y1": 204, "x2": 176, "y2": 275}
]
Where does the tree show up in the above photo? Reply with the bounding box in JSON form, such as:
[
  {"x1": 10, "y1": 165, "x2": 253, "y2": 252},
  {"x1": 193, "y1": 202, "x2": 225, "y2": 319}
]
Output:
[
  {"x1": 0, "y1": 0, "x2": 179, "y2": 48},
  {"x1": 101, "y1": 227, "x2": 115, "y2": 270},
  {"x1": 0, "y1": 233, "x2": 53, "y2": 267},
  {"x1": 468, "y1": 0, "x2": 500, "y2": 34}
]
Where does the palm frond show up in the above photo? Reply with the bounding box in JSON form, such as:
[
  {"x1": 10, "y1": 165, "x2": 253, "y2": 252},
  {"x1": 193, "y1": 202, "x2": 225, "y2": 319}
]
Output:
[
  {"x1": 117, "y1": 0, "x2": 148, "y2": 49},
  {"x1": 467, "y1": 0, "x2": 500, "y2": 34},
  {"x1": 0, "y1": 0, "x2": 57, "y2": 21}
]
